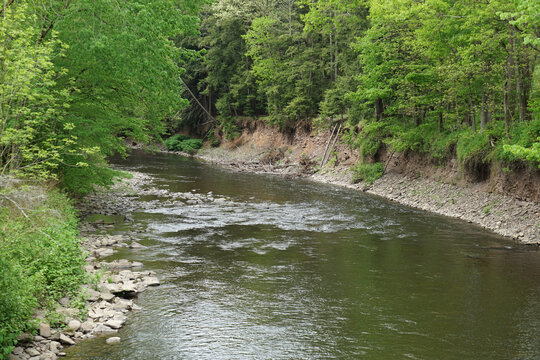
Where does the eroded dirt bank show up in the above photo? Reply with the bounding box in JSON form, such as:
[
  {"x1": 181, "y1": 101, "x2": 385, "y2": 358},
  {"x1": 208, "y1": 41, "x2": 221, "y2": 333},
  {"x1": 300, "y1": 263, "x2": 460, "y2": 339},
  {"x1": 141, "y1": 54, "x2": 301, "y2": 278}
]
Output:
[{"x1": 185, "y1": 122, "x2": 539, "y2": 244}]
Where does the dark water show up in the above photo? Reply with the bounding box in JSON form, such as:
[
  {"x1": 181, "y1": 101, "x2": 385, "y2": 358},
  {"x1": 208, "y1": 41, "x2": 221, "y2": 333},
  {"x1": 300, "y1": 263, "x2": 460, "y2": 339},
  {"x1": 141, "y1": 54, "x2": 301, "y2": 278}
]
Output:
[{"x1": 66, "y1": 151, "x2": 540, "y2": 359}]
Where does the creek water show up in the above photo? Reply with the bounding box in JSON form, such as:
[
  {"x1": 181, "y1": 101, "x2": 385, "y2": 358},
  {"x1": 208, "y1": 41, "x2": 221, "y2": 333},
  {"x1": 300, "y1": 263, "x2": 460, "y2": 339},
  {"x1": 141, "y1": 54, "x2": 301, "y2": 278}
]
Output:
[{"x1": 65, "y1": 150, "x2": 540, "y2": 359}]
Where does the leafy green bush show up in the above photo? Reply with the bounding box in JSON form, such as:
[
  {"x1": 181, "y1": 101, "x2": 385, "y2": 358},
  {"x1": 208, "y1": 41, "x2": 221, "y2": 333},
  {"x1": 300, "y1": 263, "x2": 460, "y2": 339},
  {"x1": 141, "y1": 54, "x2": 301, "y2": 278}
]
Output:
[
  {"x1": 164, "y1": 134, "x2": 191, "y2": 151},
  {"x1": 0, "y1": 187, "x2": 86, "y2": 357},
  {"x1": 351, "y1": 162, "x2": 384, "y2": 184},
  {"x1": 178, "y1": 139, "x2": 203, "y2": 154},
  {"x1": 164, "y1": 135, "x2": 203, "y2": 154}
]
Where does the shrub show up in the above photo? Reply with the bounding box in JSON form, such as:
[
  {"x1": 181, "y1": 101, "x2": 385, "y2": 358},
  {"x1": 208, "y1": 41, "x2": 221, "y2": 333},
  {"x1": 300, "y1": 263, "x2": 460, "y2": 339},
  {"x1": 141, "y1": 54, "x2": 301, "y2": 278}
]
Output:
[
  {"x1": 164, "y1": 134, "x2": 191, "y2": 151},
  {"x1": 351, "y1": 162, "x2": 384, "y2": 184},
  {"x1": 179, "y1": 139, "x2": 203, "y2": 154},
  {"x1": 163, "y1": 135, "x2": 203, "y2": 154}
]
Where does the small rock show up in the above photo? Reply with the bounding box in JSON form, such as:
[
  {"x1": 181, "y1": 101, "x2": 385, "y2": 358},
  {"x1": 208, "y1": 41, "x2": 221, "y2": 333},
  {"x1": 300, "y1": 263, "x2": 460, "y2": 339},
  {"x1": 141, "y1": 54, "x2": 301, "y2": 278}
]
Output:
[
  {"x1": 67, "y1": 320, "x2": 81, "y2": 331},
  {"x1": 59, "y1": 334, "x2": 75, "y2": 346},
  {"x1": 39, "y1": 351, "x2": 57, "y2": 360},
  {"x1": 104, "y1": 319, "x2": 124, "y2": 329},
  {"x1": 129, "y1": 242, "x2": 145, "y2": 249},
  {"x1": 12, "y1": 347, "x2": 24, "y2": 355},
  {"x1": 100, "y1": 292, "x2": 115, "y2": 302},
  {"x1": 49, "y1": 341, "x2": 61, "y2": 352},
  {"x1": 106, "y1": 337, "x2": 121, "y2": 344},
  {"x1": 92, "y1": 324, "x2": 116, "y2": 335},
  {"x1": 96, "y1": 248, "x2": 114, "y2": 258},
  {"x1": 85, "y1": 288, "x2": 100, "y2": 301},
  {"x1": 39, "y1": 324, "x2": 51, "y2": 338},
  {"x1": 25, "y1": 348, "x2": 40, "y2": 357},
  {"x1": 80, "y1": 320, "x2": 95, "y2": 333},
  {"x1": 58, "y1": 297, "x2": 70, "y2": 306},
  {"x1": 144, "y1": 277, "x2": 160, "y2": 286}
]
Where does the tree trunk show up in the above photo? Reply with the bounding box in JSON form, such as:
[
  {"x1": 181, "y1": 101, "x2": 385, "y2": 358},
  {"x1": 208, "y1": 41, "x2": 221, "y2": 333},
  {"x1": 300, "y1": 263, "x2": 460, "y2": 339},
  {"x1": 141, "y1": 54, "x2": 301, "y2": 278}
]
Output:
[
  {"x1": 469, "y1": 92, "x2": 476, "y2": 132},
  {"x1": 375, "y1": 99, "x2": 384, "y2": 121},
  {"x1": 504, "y1": 78, "x2": 511, "y2": 139},
  {"x1": 480, "y1": 92, "x2": 488, "y2": 130}
]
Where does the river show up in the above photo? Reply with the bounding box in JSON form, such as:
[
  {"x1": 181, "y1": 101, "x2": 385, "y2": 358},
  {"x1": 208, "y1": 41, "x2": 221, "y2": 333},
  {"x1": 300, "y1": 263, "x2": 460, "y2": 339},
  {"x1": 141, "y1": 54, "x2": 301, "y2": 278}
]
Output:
[{"x1": 65, "y1": 150, "x2": 540, "y2": 359}]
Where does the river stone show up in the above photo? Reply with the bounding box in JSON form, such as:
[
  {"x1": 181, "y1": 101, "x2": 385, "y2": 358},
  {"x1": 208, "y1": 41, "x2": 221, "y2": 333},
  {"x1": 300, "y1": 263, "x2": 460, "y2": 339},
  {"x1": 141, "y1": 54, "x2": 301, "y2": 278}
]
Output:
[
  {"x1": 106, "y1": 337, "x2": 121, "y2": 344},
  {"x1": 12, "y1": 348, "x2": 23, "y2": 355},
  {"x1": 80, "y1": 321, "x2": 94, "y2": 333},
  {"x1": 49, "y1": 341, "x2": 61, "y2": 352},
  {"x1": 100, "y1": 292, "x2": 115, "y2": 301},
  {"x1": 104, "y1": 318, "x2": 125, "y2": 329},
  {"x1": 39, "y1": 351, "x2": 56, "y2": 360},
  {"x1": 85, "y1": 288, "x2": 100, "y2": 301},
  {"x1": 59, "y1": 334, "x2": 75, "y2": 346},
  {"x1": 25, "y1": 348, "x2": 40, "y2": 357},
  {"x1": 99, "y1": 248, "x2": 114, "y2": 257},
  {"x1": 67, "y1": 320, "x2": 81, "y2": 331},
  {"x1": 92, "y1": 324, "x2": 116, "y2": 335},
  {"x1": 143, "y1": 277, "x2": 160, "y2": 286},
  {"x1": 39, "y1": 324, "x2": 51, "y2": 338}
]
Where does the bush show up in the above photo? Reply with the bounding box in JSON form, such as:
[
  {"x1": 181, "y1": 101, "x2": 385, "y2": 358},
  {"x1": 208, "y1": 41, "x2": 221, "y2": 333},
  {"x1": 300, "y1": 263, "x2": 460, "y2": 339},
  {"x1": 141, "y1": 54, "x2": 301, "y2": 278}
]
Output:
[
  {"x1": 0, "y1": 187, "x2": 86, "y2": 357},
  {"x1": 163, "y1": 135, "x2": 203, "y2": 154},
  {"x1": 351, "y1": 162, "x2": 384, "y2": 184},
  {"x1": 164, "y1": 134, "x2": 191, "y2": 151}
]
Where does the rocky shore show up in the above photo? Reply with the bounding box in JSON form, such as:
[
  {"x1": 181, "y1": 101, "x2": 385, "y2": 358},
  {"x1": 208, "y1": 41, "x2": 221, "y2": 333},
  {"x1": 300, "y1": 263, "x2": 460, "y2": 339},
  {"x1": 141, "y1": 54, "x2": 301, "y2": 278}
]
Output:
[{"x1": 8, "y1": 174, "x2": 161, "y2": 360}]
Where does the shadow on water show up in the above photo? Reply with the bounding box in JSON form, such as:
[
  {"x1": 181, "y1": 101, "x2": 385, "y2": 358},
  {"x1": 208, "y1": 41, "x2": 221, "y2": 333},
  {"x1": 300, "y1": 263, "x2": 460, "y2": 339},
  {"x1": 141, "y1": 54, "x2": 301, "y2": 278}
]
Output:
[{"x1": 65, "y1": 150, "x2": 540, "y2": 360}]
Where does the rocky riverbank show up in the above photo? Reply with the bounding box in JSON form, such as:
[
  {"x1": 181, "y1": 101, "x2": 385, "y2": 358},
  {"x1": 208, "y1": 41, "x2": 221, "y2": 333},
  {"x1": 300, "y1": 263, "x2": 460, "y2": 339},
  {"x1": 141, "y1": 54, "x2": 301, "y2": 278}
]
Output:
[{"x1": 8, "y1": 173, "x2": 161, "y2": 360}]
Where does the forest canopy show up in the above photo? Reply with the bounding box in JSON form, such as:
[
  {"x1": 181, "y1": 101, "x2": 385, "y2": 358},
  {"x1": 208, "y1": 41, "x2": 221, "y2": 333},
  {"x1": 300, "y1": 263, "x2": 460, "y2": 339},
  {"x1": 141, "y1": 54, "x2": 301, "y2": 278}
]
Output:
[
  {"x1": 180, "y1": 0, "x2": 539, "y2": 169},
  {"x1": 0, "y1": 0, "x2": 203, "y2": 193}
]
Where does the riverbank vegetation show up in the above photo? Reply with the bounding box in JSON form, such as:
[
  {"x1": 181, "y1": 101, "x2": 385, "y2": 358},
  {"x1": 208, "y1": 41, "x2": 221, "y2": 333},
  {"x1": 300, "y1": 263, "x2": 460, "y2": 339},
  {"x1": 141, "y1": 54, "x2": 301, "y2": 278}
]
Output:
[
  {"x1": 0, "y1": 180, "x2": 86, "y2": 357},
  {"x1": 179, "y1": 0, "x2": 539, "y2": 174}
]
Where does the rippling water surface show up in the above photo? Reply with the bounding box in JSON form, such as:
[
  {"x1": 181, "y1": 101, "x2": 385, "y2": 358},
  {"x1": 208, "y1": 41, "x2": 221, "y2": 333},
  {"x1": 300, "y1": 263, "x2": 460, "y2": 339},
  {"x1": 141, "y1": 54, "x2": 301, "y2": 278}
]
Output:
[{"x1": 65, "y1": 151, "x2": 540, "y2": 359}]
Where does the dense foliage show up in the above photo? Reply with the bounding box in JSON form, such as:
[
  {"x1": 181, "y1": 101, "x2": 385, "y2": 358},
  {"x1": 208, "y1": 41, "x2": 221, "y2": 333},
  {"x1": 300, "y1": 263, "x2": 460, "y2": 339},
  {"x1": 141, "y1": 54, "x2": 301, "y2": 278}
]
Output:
[
  {"x1": 0, "y1": 184, "x2": 86, "y2": 357},
  {"x1": 180, "y1": 0, "x2": 539, "y2": 170},
  {"x1": 164, "y1": 134, "x2": 203, "y2": 153},
  {"x1": 0, "y1": 0, "x2": 203, "y2": 194}
]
